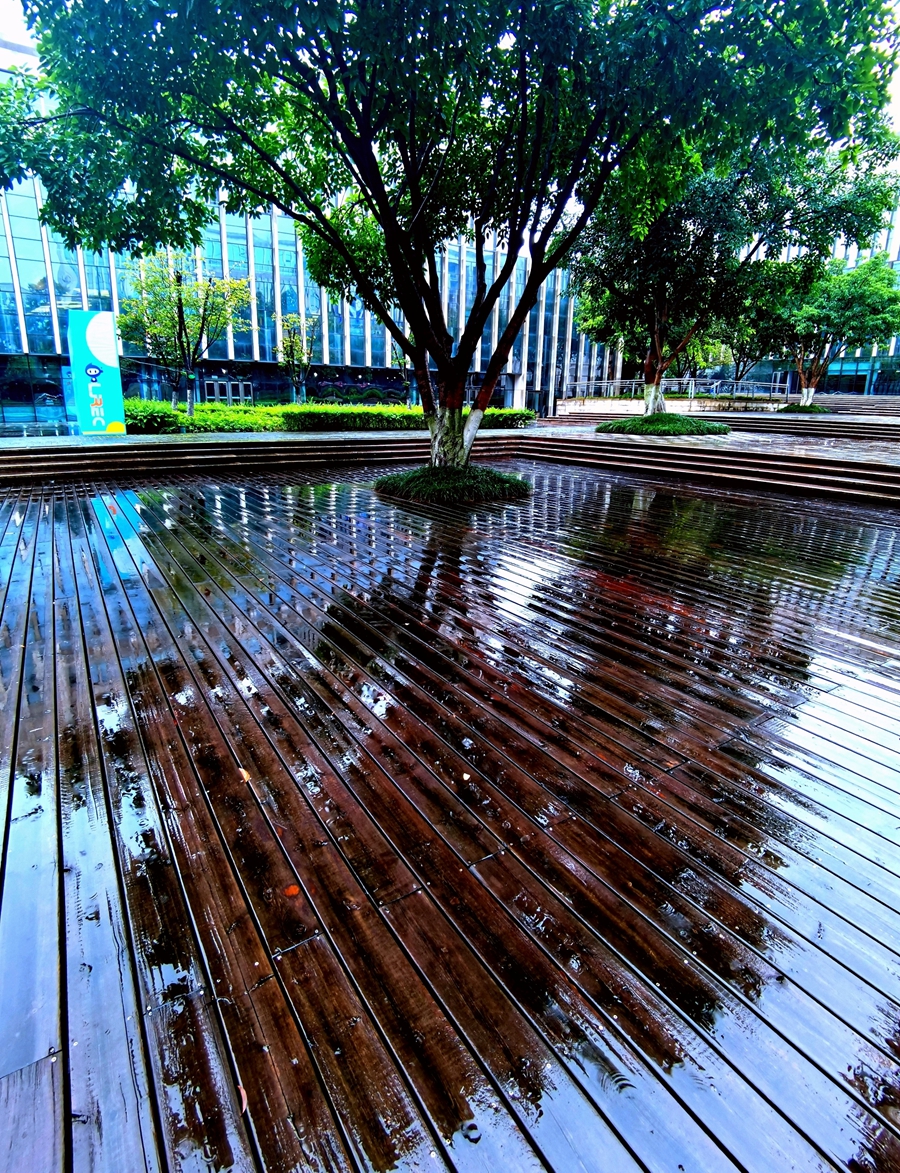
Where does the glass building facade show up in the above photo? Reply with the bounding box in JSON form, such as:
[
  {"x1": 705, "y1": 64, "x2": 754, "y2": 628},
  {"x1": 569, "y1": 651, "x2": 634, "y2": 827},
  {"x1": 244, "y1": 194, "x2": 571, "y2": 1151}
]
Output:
[{"x1": 0, "y1": 177, "x2": 597, "y2": 429}]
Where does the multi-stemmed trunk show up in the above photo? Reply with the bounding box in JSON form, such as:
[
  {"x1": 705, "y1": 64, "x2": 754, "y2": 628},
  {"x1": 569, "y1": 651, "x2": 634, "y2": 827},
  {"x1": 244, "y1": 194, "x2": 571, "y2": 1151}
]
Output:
[
  {"x1": 798, "y1": 373, "x2": 818, "y2": 407},
  {"x1": 426, "y1": 402, "x2": 486, "y2": 468},
  {"x1": 643, "y1": 351, "x2": 667, "y2": 415}
]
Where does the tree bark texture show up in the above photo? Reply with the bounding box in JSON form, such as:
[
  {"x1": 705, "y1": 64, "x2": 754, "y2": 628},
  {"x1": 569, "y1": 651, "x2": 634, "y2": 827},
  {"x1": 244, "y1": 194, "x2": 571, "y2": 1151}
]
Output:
[{"x1": 428, "y1": 405, "x2": 468, "y2": 467}]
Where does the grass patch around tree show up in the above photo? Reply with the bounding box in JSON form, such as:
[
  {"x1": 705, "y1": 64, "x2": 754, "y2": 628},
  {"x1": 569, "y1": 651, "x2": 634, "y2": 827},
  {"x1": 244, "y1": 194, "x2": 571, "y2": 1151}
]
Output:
[
  {"x1": 596, "y1": 412, "x2": 730, "y2": 436},
  {"x1": 374, "y1": 464, "x2": 532, "y2": 505},
  {"x1": 778, "y1": 402, "x2": 830, "y2": 413}
]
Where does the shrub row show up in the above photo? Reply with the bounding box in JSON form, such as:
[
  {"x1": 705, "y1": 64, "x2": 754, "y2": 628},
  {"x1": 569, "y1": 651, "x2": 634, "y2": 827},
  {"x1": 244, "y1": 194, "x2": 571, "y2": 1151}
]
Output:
[
  {"x1": 123, "y1": 399, "x2": 535, "y2": 435},
  {"x1": 596, "y1": 412, "x2": 730, "y2": 436}
]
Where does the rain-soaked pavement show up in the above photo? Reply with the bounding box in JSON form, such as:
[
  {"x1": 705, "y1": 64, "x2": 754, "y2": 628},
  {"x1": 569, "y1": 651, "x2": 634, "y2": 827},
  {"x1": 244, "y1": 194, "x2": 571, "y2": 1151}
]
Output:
[{"x1": 2, "y1": 459, "x2": 900, "y2": 1173}]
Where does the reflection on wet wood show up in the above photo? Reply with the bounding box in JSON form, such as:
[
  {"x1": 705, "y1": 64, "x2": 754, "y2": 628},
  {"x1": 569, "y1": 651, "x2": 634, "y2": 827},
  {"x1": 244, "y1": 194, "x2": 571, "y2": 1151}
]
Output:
[{"x1": 1, "y1": 463, "x2": 900, "y2": 1171}]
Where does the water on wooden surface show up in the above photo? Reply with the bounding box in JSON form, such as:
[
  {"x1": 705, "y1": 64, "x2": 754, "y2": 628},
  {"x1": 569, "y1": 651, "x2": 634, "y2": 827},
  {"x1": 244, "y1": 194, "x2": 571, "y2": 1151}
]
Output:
[{"x1": 1, "y1": 461, "x2": 899, "y2": 1173}]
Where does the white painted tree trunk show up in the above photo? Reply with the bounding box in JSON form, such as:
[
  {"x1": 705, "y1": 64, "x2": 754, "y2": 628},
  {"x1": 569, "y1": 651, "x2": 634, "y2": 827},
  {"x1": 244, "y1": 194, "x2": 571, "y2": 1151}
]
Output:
[
  {"x1": 644, "y1": 384, "x2": 666, "y2": 414},
  {"x1": 427, "y1": 405, "x2": 483, "y2": 467},
  {"x1": 799, "y1": 384, "x2": 816, "y2": 408}
]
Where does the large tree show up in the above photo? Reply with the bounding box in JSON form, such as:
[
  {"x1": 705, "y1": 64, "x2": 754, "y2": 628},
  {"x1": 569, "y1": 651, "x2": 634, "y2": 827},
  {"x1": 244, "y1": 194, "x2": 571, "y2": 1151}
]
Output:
[
  {"x1": 4, "y1": 0, "x2": 897, "y2": 462},
  {"x1": 573, "y1": 148, "x2": 898, "y2": 413},
  {"x1": 772, "y1": 254, "x2": 900, "y2": 404}
]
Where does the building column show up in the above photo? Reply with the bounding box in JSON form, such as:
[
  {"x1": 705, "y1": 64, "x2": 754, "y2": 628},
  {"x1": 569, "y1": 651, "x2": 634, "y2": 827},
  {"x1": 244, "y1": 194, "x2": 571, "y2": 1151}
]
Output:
[
  {"x1": 320, "y1": 286, "x2": 329, "y2": 364},
  {"x1": 272, "y1": 207, "x2": 282, "y2": 358},
  {"x1": 247, "y1": 214, "x2": 260, "y2": 362},
  {"x1": 219, "y1": 195, "x2": 234, "y2": 360}
]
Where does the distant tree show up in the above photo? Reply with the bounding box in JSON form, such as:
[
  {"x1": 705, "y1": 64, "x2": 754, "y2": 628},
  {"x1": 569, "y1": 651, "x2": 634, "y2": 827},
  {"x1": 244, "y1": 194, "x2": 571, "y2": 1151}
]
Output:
[
  {"x1": 669, "y1": 336, "x2": 730, "y2": 381},
  {"x1": 277, "y1": 313, "x2": 318, "y2": 403},
  {"x1": 773, "y1": 254, "x2": 900, "y2": 404},
  {"x1": 2, "y1": 0, "x2": 897, "y2": 463},
  {"x1": 118, "y1": 253, "x2": 251, "y2": 415},
  {"x1": 713, "y1": 261, "x2": 808, "y2": 382},
  {"x1": 573, "y1": 149, "x2": 898, "y2": 413}
]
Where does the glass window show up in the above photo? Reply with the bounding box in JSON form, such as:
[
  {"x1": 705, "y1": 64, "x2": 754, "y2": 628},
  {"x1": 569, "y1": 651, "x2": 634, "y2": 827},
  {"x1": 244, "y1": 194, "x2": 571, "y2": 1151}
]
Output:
[
  {"x1": 328, "y1": 297, "x2": 344, "y2": 366},
  {"x1": 512, "y1": 258, "x2": 526, "y2": 370},
  {"x1": 6, "y1": 185, "x2": 54, "y2": 354},
  {"x1": 447, "y1": 243, "x2": 459, "y2": 343},
  {"x1": 224, "y1": 213, "x2": 252, "y2": 359},
  {"x1": 301, "y1": 254, "x2": 323, "y2": 364},
  {"x1": 541, "y1": 270, "x2": 556, "y2": 386},
  {"x1": 278, "y1": 219, "x2": 299, "y2": 320},
  {"x1": 497, "y1": 251, "x2": 510, "y2": 352},
  {"x1": 202, "y1": 222, "x2": 227, "y2": 359},
  {"x1": 83, "y1": 251, "x2": 112, "y2": 311},
  {"x1": 46, "y1": 232, "x2": 81, "y2": 349},
  {"x1": 349, "y1": 297, "x2": 366, "y2": 366},
  {"x1": 0, "y1": 230, "x2": 21, "y2": 353},
  {"x1": 253, "y1": 219, "x2": 276, "y2": 362}
]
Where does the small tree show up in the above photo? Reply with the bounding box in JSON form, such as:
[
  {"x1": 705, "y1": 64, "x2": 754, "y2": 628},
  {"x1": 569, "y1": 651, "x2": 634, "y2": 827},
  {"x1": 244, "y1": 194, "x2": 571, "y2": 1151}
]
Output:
[
  {"x1": 277, "y1": 313, "x2": 318, "y2": 403},
  {"x1": 773, "y1": 254, "x2": 900, "y2": 405},
  {"x1": 715, "y1": 262, "x2": 802, "y2": 381},
  {"x1": 118, "y1": 252, "x2": 251, "y2": 415}
]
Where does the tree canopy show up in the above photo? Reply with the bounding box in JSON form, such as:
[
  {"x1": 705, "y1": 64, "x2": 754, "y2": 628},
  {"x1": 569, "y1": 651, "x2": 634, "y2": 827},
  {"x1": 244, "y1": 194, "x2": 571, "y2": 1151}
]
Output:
[
  {"x1": 573, "y1": 147, "x2": 898, "y2": 410},
  {"x1": 4, "y1": 0, "x2": 898, "y2": 459},
  {"x1": 770, "y1": 254, "x2": 900, "y2": 402}
]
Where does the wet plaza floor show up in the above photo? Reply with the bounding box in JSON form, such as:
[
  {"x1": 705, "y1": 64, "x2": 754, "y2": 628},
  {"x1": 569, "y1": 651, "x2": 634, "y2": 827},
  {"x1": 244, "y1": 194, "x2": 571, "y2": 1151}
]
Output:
[{"x1": 2, "y1": 459, "x2": 900, "y2": 1172}]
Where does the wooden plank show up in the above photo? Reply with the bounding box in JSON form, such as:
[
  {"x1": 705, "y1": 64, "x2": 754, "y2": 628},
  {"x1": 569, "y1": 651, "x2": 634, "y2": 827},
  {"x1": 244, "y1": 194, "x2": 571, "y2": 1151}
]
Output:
[
  {"x1": 53, "y1": 489, "x2": 161, "y2": 1173},
  {"x1": 0, "y1": 491, "x2": 62, "y2": 1084},
  {"x1": 152, "y1": 480, "x2": 900, "y2": 1069},
  {"x1": 0, "y1": 1054, "x2": 64, "y2": 1173}
]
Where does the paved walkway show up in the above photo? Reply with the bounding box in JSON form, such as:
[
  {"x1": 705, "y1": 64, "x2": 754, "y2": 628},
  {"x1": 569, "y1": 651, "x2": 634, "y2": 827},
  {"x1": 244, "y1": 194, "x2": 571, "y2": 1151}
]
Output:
[{"x1": 2, "y1": 460, "x2": 900, "y2": 1172}]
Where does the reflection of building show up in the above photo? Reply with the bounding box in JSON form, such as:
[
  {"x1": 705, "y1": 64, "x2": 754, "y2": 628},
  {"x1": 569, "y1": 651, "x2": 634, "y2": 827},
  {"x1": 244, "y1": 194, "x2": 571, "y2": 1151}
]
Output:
[{"x1": 0, "y1": 38, "x2": 600, "y2": 430}]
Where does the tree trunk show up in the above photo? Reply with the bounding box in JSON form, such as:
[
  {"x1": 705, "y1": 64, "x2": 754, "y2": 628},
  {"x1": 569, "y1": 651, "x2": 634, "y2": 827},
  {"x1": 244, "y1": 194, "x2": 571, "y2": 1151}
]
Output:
[
  {"x1": 797, "y1": 367, "x2": 817, "y2": 408},
  {"x1": 185, "y1": 371, "x2": 196, "y2": 417},
  {"x1": 427, "y1": 405, "x2": 468, "y2": 467},
  {"x1": 644, "y1": 383, "x2": 666, "y2": 414},
  {"x1": 643, "y1": 351, "x2": 666, "y2": 414}
]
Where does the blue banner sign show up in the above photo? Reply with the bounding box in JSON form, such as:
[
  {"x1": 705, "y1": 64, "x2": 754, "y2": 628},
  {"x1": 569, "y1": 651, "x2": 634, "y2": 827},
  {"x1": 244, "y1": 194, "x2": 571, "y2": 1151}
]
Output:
[{"x1": 66, "y1": 310, "x2": 126, "y2": 434}]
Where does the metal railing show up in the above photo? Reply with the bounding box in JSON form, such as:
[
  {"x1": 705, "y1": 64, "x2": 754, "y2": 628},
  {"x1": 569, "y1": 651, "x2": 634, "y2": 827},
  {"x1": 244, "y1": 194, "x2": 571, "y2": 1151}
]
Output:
[{"x1": 560, "y1": 377, "x2": 785, "y2": 402}]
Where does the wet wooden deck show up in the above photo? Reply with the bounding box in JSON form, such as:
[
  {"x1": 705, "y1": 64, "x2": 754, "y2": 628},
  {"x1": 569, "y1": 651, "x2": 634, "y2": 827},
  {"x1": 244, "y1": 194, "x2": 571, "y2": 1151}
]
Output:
[{"x1": 2, "y1": 460, "x2": 900, "y2": 1173}]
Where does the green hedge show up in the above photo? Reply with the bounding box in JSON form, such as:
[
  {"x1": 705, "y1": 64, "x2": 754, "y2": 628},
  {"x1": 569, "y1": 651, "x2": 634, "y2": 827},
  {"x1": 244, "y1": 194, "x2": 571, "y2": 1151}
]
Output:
[
  {"x1": 123, "y1": 399, "x2": 181, "y2": 434},
  {"x1": 124, "y1": 399, "x2": 536, "y2": 434},
  {"x1": 280, "y1": 404, "x2": 425, "y2": 430}
]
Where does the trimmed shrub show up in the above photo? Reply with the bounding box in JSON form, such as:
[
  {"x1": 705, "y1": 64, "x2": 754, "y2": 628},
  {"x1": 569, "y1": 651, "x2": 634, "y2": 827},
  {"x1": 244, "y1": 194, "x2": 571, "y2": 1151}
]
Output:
[
  {"x1": 281, "y1": 404, "x2": 424, "y2": 431},
  {"x1": 374, "y1": 464, "x2": 531, "y2": 504},
  {"x1": 778, "y1": 402, "x2": 830, "y2": 413},
  {"x1": 282, "y1": 405, "x2": 536, "y2": 431},
  {"x1": 176, "y1": 404, "x2": 287, "y2": 432},
  {"x1": 124, "y1": 400, "x2": 537, "y2": 435},
  {"x1": 596, "y1": 412, "x2": 730, "y2": 436},
  {"x1": 123, "y1": 399, "x2": 181, "y2": 434},
  {"x1": 481, "y1": 408, "x2": 536, "y2": 428}
]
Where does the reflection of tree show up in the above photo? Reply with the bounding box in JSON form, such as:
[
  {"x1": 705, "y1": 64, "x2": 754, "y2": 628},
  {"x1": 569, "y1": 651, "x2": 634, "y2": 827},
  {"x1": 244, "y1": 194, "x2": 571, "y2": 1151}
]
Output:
[{"x1": 309, "y1": 496, "x2": 722, "y2": 1068}]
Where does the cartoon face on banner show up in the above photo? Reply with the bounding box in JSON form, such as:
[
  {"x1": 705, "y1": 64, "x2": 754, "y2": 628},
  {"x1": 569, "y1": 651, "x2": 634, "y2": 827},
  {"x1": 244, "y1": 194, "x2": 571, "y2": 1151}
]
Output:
[{"x1": 66, "y1": 311, "x2": 127, "y2": 434}]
